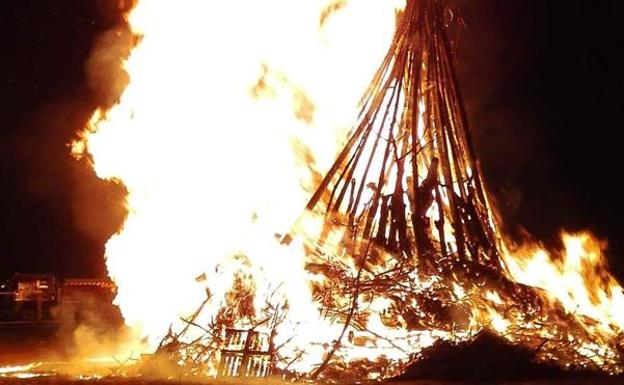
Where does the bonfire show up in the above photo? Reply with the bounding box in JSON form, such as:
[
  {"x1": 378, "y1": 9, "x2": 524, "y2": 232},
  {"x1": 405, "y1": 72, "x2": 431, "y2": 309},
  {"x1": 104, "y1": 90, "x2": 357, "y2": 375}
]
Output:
[{"x1": 60, "y1": 0, "x2": 624, "y2": 381}]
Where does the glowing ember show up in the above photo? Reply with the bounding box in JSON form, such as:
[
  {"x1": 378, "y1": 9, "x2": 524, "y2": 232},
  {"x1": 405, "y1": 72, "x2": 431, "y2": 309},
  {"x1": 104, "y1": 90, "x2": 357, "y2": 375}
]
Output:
[
  {"x1": 72, "y1": 0, "x2": 624, "y2": 379},
  {"x1": 0, "y1": 363, "x2": 43, "y2": 378}
]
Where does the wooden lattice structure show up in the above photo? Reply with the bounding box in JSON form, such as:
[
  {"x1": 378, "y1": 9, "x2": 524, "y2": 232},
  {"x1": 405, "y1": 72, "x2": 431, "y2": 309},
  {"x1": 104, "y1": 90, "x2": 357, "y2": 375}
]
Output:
[{"x1": 217, "y1": 328, "x2": 273, "y2": 377}]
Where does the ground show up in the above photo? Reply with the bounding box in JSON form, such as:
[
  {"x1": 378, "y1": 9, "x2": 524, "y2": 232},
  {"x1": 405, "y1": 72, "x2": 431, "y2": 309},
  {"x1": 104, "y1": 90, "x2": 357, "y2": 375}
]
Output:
[
  {"x1": 2, "y1": 379, "x2": 624, "y2": 385},
  {"x1": 1, "y1": 330, "x2": 622, "y2": 385}
]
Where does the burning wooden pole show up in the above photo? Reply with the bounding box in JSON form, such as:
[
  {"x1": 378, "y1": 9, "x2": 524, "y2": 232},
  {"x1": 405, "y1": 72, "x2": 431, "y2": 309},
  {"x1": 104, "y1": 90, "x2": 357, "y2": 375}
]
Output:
[{"x1": 285, "y1": 0, "x2": 502, "y2": 271}]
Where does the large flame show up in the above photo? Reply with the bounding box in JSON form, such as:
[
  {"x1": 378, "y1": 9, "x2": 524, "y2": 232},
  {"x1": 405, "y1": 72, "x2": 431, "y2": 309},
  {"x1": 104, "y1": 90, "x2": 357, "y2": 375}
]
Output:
[
  {"x1": 74, "y1": 0, "x2": 410, "y2": 375},
  {"x1": 73, "y1": 0, "x2": 624, "y2": 378},
  {"x1": 504, "y1": 232, "x2": 624, "y2": 338}
]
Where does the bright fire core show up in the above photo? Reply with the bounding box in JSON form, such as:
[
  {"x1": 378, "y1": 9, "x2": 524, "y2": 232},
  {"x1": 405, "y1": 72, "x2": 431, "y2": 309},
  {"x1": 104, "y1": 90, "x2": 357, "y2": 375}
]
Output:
[{"x1": 72, "y1": 0, "x2": 624, "y2": 379}]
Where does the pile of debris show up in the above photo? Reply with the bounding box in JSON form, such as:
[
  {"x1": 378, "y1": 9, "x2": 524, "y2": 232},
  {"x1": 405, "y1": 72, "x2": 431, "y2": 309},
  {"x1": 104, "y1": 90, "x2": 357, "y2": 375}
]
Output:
[{"x1": 395, "y1": 330, "x2": 604, "y2": 381}]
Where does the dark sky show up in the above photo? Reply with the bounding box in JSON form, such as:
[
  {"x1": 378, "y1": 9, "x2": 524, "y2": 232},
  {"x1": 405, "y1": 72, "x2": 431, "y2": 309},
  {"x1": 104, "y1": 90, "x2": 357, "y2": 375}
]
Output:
[{"x1": 1, "y1": 1, "x2": 623, "y2": 281}]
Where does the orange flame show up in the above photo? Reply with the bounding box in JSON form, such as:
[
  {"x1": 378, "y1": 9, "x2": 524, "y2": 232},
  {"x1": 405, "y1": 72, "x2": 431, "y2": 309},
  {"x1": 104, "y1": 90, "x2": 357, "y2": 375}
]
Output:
[{"x1": 504, "y1": 232, "x2": 624, "y2": 337}]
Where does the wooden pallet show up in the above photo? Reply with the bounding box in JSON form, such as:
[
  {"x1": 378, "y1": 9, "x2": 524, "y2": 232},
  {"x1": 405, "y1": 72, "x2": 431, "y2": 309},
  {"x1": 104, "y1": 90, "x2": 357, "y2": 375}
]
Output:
[{"x1": 217, "y1": 328, "x2": 273, "y2": 377}]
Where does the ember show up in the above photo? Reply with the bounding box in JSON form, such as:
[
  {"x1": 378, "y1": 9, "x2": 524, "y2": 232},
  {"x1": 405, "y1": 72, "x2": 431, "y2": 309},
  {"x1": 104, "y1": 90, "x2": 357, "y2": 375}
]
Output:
[{"x1": 67, "y1": 0, "x2": 624, "y2": 381}]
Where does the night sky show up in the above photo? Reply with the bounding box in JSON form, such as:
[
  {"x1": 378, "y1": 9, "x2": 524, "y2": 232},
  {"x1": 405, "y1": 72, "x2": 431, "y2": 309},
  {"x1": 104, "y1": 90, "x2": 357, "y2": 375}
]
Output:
[{"x1": 1, "y1": 1, "x2": 623, "y2": 282}]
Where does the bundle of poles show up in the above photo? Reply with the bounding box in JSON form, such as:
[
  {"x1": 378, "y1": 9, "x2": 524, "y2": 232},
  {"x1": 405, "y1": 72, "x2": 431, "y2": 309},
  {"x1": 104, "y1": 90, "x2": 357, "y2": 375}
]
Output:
[{"x1": 284, "y1": 0, "x2": 502, "y2": 276}]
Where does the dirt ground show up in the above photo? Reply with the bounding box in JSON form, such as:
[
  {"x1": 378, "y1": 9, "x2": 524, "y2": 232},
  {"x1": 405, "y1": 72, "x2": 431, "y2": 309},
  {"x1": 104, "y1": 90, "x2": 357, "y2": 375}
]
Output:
[
  {"x1": 1, "y1": 378, "x2": 624, "y2": 385},
  {"x1": 1, "y1": 330, "x2": 622, "y2": 385},
  {"x1": 0, "y1": 326, "x2": 61, "y2": 365},
  {"x1": 0, "y1": 325, "x2": 131, "y2": 381}
]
